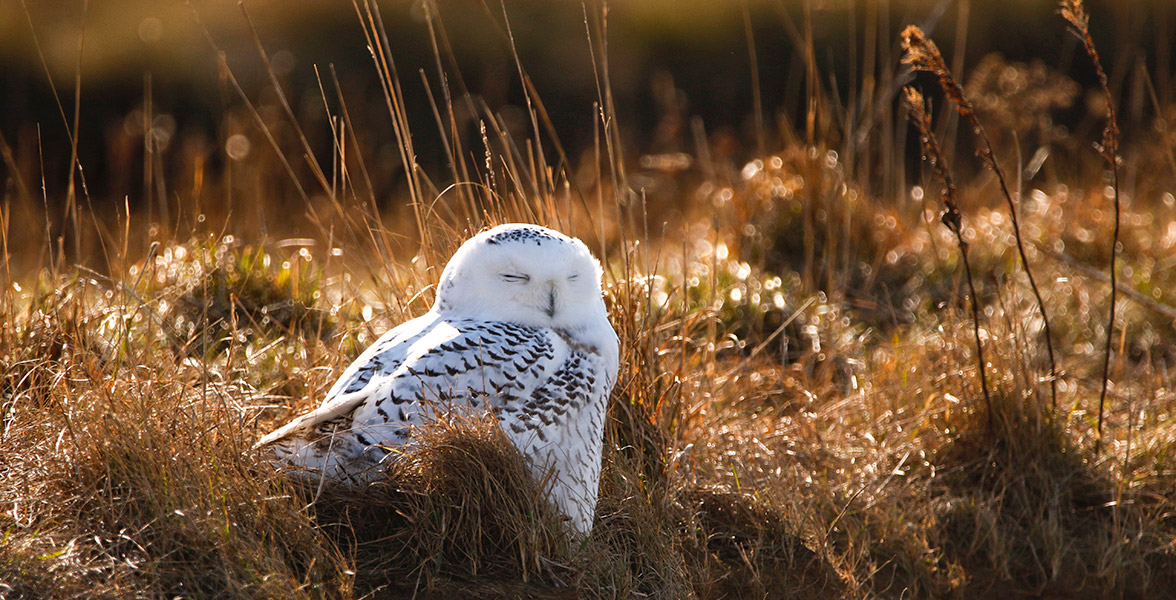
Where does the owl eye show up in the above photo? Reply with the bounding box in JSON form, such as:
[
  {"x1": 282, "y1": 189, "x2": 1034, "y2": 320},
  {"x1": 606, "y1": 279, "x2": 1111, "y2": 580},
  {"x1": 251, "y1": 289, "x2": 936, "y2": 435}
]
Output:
[
  {"x1": 567, "y1": 274, "x2": 580, "y2": 282},
  {"x1": 500, "y1": 273, "x2": 530, "y2": 283}
]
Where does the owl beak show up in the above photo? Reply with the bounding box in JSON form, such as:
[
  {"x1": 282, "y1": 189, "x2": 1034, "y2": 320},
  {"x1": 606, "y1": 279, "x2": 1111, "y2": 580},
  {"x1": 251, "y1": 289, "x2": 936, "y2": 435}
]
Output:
[{"x1": 544, "y1": 282, "x2": 557, "y2": 317}]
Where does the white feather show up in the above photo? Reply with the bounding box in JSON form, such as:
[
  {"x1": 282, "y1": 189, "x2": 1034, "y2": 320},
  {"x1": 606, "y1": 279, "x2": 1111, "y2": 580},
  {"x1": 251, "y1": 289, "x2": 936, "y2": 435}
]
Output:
[{"x1": 258, "y1": 224, "x2": 619, "y2": 534}]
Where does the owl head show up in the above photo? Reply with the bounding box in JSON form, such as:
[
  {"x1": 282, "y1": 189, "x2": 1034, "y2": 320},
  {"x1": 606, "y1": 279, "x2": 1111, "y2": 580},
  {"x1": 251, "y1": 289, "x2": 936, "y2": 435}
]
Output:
[{"x1": 433, "y1": 224, "x2": 609, "y2": 332}]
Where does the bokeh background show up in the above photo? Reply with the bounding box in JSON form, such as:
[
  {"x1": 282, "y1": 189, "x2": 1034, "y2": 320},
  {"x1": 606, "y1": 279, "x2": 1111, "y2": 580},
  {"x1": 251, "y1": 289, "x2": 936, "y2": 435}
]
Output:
[{"x1": 1, "y1": 0, "x2": 1172, "y2": 262}]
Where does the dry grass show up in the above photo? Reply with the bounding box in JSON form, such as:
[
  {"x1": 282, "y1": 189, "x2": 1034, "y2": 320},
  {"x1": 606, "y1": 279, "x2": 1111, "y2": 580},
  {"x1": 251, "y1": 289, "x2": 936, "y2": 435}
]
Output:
[{"x1": 3, "y1": 0, "x2": 1176, "y2": 598}]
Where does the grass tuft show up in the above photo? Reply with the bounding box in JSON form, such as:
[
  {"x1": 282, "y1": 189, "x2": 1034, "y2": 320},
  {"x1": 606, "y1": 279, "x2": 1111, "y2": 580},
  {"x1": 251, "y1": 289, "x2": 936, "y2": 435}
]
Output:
[
  {"x1": 308, "y1": 414, "x2": 574, "y2": 596},
  {"x1": 150, "y1": 239, "x2": 335, "y2": 356}
]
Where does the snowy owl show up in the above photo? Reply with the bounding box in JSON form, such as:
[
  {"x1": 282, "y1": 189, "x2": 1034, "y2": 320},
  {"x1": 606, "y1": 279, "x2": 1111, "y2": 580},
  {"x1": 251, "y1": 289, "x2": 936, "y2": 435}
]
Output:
[{"x1": 257, "y1": 223, "x2": 619, "y2": 534}]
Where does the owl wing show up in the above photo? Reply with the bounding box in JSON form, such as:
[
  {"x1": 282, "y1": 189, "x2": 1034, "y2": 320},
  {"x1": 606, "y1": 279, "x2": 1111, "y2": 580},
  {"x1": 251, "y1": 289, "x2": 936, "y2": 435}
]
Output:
[
  {"x1": 320, "y1": 311, "x2": 440, "y2": 401},
  {"x1": 256, "y1": 317, "x2": 567, "y2": 461},
  {"x1": 253, "y1": 311, "x2": 440, "y2": 449},
  {"x1": 345, "y1": 318, "x2": 565, "y2": 448},
  {"x1": 343, "y1": 318, "x2": 613, "y2": 530}
]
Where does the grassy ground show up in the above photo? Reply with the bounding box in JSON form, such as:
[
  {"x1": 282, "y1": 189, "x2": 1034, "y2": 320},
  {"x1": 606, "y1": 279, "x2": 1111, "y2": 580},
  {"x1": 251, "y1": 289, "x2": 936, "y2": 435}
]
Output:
[{"x1": 3, "y1": 1, "x2": 1176, "y2": 598}]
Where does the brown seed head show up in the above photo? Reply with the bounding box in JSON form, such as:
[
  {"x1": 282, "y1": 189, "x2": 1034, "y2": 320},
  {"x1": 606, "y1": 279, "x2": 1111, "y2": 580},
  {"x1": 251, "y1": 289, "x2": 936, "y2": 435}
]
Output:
[
  {"x1": 902, "y1": 85, "x2": 961, "y2": 232},
  {"x1": 1059, "y1": 0, "x2": 1088, "y2": 32},
  {"x1": 900, "y1": 26, "x2": 942, "y2": 74},
  {"x1": 902, "y1": 87, "x2": 928, "y2": 123},
  {"x1": 900, "y1": 25, "x2": 973, "y2": 117},
  {"x1": 1059, "y1": 0, "x2": 1117, "y2": 161}
]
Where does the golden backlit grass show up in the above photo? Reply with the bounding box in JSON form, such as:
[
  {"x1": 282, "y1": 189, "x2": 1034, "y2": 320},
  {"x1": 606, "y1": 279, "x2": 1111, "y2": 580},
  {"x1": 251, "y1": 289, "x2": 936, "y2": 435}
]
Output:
[{"x1": 3, "y1": 1, "x2": 1176, "y2": 598}]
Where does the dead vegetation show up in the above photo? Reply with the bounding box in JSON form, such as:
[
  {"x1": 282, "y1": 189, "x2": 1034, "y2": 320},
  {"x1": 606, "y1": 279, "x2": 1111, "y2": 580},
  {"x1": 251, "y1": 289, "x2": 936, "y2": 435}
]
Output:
[{"x1": 3, "y1": 0, "x2": 1176, "y2": 598}]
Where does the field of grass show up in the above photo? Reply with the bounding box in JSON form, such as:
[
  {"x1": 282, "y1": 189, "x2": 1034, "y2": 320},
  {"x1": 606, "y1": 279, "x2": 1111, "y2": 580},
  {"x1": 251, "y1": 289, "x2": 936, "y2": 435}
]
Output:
[{"x1": 3, "y1": 1, "x2": 1176, "y2": 598}]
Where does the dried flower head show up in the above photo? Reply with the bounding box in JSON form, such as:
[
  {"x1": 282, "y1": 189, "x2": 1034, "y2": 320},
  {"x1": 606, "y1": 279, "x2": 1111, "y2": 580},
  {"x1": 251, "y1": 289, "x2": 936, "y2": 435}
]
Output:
[
  {"x1": 1059, "y1": 0, "x2": 1089, "y2": 34},
  {"x1": 1060, "y1": 0, "x2": 1118, "y2": 160},
  {"x1": 900, "y1": 25, "x2": 973, "y2": 116},
  {"x1": 902, "y1": 87, "x2": 961, "y2": 236}
]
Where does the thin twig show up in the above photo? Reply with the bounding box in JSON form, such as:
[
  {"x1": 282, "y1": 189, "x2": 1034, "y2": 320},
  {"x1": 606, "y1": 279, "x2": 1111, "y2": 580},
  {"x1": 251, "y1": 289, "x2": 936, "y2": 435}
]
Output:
[{"x1": 185, "y1": 2, "x2": 309, "y2": 204}]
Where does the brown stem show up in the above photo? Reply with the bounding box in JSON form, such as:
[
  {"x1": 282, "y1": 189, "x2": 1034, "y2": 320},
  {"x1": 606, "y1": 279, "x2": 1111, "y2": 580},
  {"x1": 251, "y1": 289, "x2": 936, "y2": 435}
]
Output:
[
  {"x1": 901, "y1": 26, "x2": 1058, "y2": 410},
  {"x1": 903, "y1": 87, "x2": 993, "y2": 433},
  {"x1": 1061, "y1": 0, "x2": 1120, "y2": 454}
]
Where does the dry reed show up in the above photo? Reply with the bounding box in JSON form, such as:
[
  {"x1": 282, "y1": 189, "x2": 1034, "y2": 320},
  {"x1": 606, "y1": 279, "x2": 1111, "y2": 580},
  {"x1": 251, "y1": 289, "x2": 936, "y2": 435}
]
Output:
[
  {"x1": 901, "y1": 24, "x2": 1059, "y2": 409},
  {"x1": 903, "y1": 86, "x2": 993, "y2": 432},
  {"x1": 1060, "y1": 0, "x2": 1123, "y2": 454}
]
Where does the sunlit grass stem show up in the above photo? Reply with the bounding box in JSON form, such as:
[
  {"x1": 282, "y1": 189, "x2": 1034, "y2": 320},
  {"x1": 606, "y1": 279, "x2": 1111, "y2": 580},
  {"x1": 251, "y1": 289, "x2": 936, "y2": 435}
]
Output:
[
  {"x1": 901, "y1": 25, "x2": 1059, "y2": 410},
  {"x1": 1061, "y1": 0, "x2": 1122, "y2": 455},
  {"x1": 904, "y1": 86, "x2": 993, "y2": 433}
]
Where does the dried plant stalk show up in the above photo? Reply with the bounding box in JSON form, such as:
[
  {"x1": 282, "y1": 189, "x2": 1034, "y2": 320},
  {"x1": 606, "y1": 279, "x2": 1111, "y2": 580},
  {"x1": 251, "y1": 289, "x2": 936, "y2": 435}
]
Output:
[
  {"x1": 904, "y1": 87, "x2": 993, "y2": 433},
  {"x1": 1061, "y1": 0, "x2": 1120, "y2": 453},
  {"x1": 901, "y1": 25, "x2": 1059, "y2": 409}
]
